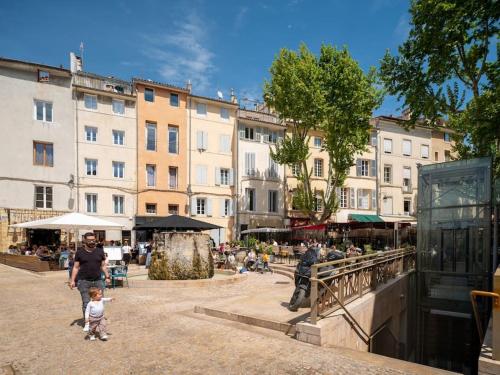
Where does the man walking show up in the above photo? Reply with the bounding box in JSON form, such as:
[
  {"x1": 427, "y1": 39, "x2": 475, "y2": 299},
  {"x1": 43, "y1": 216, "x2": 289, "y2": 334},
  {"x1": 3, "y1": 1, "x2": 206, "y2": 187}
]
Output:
[
  {"x1": 70, "y1": 232, "x2": 110, "y2": 331},
  {"x1": 121, "y1": 240, "x2": 132, "y2": 265}
]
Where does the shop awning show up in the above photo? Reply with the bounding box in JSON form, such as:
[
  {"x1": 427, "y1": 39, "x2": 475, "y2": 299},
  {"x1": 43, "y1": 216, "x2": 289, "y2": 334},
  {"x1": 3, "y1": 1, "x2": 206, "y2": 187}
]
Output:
[{"x1": 348, "y1": 214, "x2": 384, "y2": 223}]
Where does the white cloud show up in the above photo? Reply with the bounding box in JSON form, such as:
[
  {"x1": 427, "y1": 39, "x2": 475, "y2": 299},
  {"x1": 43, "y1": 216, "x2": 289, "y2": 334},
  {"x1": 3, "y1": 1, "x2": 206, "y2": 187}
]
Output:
[
  {"x1": 394, "y1": 14, "x2": 411, "y2": 40},
  {"x1": 141, "y1": 13, "x2": 215, "y2": 92},
  {"x1": 234, "y1": 6, "x2": 248, "y2": 31}
]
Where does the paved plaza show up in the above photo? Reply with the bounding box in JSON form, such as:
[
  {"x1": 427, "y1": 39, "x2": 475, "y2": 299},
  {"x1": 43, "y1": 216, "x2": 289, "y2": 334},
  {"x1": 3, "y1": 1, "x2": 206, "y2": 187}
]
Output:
[{"x1": 0, "y1": 264, "x2": 452, "y2": 375}]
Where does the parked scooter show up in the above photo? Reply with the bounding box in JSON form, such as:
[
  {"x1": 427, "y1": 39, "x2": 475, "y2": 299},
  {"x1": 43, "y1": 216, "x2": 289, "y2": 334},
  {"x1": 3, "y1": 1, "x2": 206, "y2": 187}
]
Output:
[{"x1": 288, "y1": 248, "x2": 344, "y2": 312}]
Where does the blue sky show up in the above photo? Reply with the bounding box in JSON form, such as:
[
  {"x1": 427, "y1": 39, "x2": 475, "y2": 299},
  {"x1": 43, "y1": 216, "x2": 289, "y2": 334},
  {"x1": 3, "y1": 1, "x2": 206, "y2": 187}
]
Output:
[{"x1": 0, "y1": 0, "x2": 412, "y2": 115}]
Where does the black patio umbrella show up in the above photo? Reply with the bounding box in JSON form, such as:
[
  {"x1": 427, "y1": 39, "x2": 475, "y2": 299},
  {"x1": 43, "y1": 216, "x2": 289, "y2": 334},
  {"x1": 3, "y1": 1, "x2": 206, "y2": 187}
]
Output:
[{"x1": 134, "y1": 215, "x2": 221, "y2": 231}]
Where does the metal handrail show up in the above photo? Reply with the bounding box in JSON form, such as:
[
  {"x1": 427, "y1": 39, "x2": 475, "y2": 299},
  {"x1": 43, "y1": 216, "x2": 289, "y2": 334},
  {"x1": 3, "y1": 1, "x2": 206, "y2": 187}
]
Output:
[{"x1": 470, "y1": 290, "x2": 500, "y2": 343}]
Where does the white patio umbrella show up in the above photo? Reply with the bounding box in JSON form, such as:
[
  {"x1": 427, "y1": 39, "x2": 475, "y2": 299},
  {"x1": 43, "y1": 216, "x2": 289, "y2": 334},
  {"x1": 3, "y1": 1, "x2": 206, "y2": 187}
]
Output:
[{"x1": 10, "y1": 212, "x2": 123, "y2": 248}]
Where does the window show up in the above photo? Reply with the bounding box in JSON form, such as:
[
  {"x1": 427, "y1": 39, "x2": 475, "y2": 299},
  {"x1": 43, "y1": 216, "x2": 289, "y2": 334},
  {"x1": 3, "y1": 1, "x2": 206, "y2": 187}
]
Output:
[
  {"x1": 340, "y1": 188, "x2": 349, "y2": 208},
  {"x1": 146, "y1": 164, "x2": 156, "y2": 186},
  {"x1": 357, "y1": 159, "x2": 370, "y2": 177},
  {"x1": 268, "y1": 158, "x2": 279, "y2": 178},
  {"x1": 84, "y1": 94, "x2": 97, "y2": 110},
  {"x1": 85, "y1": 126, "x2": 97, "y2": 142},
  {"x1": 38, "y1": 70, "x2": 50, "y2": 82},
  {"x1": 404, "y1": 199, "x2": 411, "y2": 216},
  {"x1": 268, "y1": 130, "x2": 278, "y2": 144},
  {"x1": 196, "y1": 198, "x2": 206, "y2": 215},
  {"x1": 445, "y1": 150, "x2": 451, "y2": 161},
  {"x1": 113, "y1": 130, "x2": 124, "y2": 145},
  {"x1": 315, "y1": 196, "x2": 323, "y2": 212},
  {"x1": 196, "y1": 165, "x2": 208, "y2": 185},
  {"x1": 421, "y1": 144, "x2": 429, "y2": 159},
  {"x1": 33, "y1": 142, "x2": 53, "y2": 166},
  {"x1": 35, "y1": 186, "x2": 52, "y2": 209},
  {"x1": 220, "y1": 107, "x2": 229, "y2": 120},
  {"x1": 144, "y1": 88, "x2": 154, "y2": 102},
  {"x1": 244, "y1": 153, "x2": 256, "y2": 176},
  {"x1": 168, "y1": 204, "x2": 179, "y2": 215},
  {"x1": 196, "y1": 103, "x2": 207, "y2": 116},
  {"x1": 291, "y1": 164, "x2": 301, "y2": 176},
  {"x1": 402, "y1": 139, "x2": 412, "y2": 156},
  {"x1": 146, "y1": 203, "x2": 157, "y2": 214},
  {"x1": 85, "y1": 159, "x2": 97, "y2": 176},
  {"x1": 196, "y1": 131, "x2": 208, "y2": 151},
  {"x1": 434, "y1": 151, "x2": 439, "y2": 161},
  {"x1": 146, "y1": 123, "x2": 157, "y2": 151},
  {"x1": 220, "y1": 168, "x2": 230, "y2": 185},
  {"x1": 268, "y1": 190, "x2": 278, "y2": 213},
  {"x1": 112, "y1": 99, "x2": 125, "y2": 115},
  {"x1": 383, "y1": 138, "x2": 392, "y2": 153},
  {"x1": 244, "y1": 127, "x2": 255, "y2": 140},
  {"x1": 314, "y1": 137, "x2": 322, "y2": 148},
  {"x1": 246, "y1": 188, "x2": 256, "y2": 211},
  {"x1": 403, "y1": 167, "x2": 411, "y2": 192},
  {"x1": 444, "y1": 132, "x2": 451, "y2": 142},
  {"x1": 86, "y1": 194, "x2": 97, "y2": 213},
  {"x1": 219, "y1": 134, "x2": 231, "y2": 153},
  {"x1": 223, "y1": 199, "x2": 232, "y2": 216},
  {"x1": 112, "y1": 161, "x2": 124, "y2": 178},
  {"x1": 113, "y1": 195, "x2": 124, "y2": 214},
  {"x1": 384, "y1": 165, "x2": 392, "y2": 184},
  {"x1": 34, "y1": 100, "x2": 52, "y2": 122},
  {"x1": 169, "y1": 167, "x2": 178, "y2": 189},
  {"x1": 170, "y1": 93, "x2": 179, "y2": 107},
  {"x1": 357, "y1": 189, "x2": 370, "y2": 209},
  {"x1": 168, "y1": 126, "x2": 179, "y2": 154},
  {"x1": 314, "y1": 159, "x2": 323, "y2": 177}
]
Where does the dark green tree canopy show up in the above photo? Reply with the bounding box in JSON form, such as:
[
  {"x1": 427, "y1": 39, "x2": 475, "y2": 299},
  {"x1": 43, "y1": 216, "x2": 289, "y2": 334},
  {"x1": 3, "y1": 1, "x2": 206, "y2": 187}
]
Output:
[{"x1": 380, "y1": 0, "x2": 500, "y2": 172}]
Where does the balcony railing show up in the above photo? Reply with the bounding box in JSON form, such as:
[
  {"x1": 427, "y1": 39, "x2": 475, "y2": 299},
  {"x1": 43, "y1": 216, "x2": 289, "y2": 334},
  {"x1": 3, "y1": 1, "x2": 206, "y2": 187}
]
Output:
[{"x1": 73, "y1": 74, "x2": 133, "y2": 95}]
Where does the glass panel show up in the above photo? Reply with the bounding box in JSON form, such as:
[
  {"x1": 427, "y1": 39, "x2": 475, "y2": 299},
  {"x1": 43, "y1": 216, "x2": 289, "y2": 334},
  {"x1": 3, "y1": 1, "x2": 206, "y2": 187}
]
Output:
[
  {"x1": 35, "y1": 101, "x2": 44, "y2": 120},
  {"x1": 146, "y1": 124, "x2": 156, "y2": 151},
  {"x1": 45, "y1": 103, "x2": 52, "y2": 122},
  {"x1": 145, "y1": 88, "x2": 154, "y2": 102},
  {"x1": 170, "y1": 93, "x2": 179, "y2": 107},
  {"x1": 168, "y1": 127, "x2": 178, "y2": 154},
  {"x1": 35, "y1": 143, "x2": 44, "y2": 164}
]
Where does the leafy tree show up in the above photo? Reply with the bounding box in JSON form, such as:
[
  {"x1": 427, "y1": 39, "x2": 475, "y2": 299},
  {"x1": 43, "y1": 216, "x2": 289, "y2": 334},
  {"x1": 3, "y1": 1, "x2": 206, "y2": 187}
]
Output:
[
  {"x1": 264, "y1": 44, "x2": 381, "y2": 223},
  {"x1": 380, "y1": 0, "x2": 500, "y2": 173}
]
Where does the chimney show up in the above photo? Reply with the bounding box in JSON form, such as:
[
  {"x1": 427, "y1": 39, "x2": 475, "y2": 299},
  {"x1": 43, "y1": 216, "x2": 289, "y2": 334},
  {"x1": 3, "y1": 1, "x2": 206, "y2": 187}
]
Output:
[
  {"x1": 230, "y1": 88, "x2": 237, "y2": 104},
  {"x1": 186, "y1": 80, "x2": 192, "y2": 93},
  {"x1": 70, "y1": 52, "x2": 82, "y2": 73}
]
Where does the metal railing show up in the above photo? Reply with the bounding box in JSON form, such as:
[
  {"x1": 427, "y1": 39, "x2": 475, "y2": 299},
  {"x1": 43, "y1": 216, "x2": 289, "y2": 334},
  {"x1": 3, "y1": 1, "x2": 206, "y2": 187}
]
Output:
[{"x1": 309, "y1": 247, "x2": 416, "y2": 324}]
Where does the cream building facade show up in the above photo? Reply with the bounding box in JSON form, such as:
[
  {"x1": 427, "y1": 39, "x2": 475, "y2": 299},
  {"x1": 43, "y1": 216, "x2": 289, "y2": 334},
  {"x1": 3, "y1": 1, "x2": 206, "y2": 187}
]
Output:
[
  {"x1": 73, "y1": 71, "x2": 137, "y2": 243},
  {"x1": 0, "y1": 58, "x2": 75, "y2": 249},
  {"x1": 187, "y1": 94, "x2": 238, "y2": 244},
  {"x1": 236, "y1": 109, "x2": 286, "y2": 235}
]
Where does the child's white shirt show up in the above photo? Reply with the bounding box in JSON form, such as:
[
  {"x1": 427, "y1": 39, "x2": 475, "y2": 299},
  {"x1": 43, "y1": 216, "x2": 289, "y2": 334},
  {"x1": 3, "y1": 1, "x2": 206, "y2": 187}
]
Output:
[{"x1": 85, "y1": 298, "x2": 112, "y2": 320}]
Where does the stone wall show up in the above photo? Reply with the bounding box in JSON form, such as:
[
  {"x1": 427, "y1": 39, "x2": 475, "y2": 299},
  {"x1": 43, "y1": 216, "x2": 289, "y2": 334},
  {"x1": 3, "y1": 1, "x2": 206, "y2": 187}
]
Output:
[{"x1": 149, "y1": 231, "x2": 214, "y2": 280}]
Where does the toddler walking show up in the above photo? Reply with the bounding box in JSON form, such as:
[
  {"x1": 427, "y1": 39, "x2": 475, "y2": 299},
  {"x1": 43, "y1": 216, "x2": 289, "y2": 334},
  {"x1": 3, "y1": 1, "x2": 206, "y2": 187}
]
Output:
[{"x1": 85, "y1": 287, "x2": 114, "y2": 341}]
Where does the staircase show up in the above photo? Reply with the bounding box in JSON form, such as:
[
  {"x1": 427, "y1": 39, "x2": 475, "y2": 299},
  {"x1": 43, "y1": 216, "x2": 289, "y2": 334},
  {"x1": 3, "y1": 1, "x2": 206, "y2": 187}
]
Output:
[{"x1": 269, "y1": 263, "x2": 295, "y2": 280}]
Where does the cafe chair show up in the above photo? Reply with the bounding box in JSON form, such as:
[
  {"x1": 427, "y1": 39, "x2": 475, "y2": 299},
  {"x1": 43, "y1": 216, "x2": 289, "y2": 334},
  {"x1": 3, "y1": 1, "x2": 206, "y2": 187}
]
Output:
[{"x1": 111, "y1": 265, "x2": 129, "y2": 288}]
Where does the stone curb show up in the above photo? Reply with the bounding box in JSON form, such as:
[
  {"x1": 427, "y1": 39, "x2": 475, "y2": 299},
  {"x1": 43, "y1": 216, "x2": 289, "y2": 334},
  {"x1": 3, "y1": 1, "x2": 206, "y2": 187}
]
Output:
[{"x1": 129, "y1": 272, "x2": 247, "y2": 288}]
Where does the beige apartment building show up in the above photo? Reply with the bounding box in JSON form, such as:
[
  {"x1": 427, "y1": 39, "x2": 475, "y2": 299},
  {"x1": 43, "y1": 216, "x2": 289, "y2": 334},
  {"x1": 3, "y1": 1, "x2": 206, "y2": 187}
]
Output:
[
  {"x1": 187, "y1": 94, "x2": 238, "y2": 244},
  {"x1": 73, "y1": 69, "x2": 137, "y2": 243},
  {"x1": 0, "y1": 58, "x2": 74, "y2": 249}
]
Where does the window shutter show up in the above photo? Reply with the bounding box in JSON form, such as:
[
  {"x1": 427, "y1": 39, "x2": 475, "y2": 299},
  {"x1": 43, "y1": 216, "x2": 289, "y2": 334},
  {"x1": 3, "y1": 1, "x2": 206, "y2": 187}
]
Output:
[
  {"x1": 370, "y1": 159, "x2": 377, "y2": 177},
  {"x1": 215, "y1": 167, "x2": 221, "y2": 185},
  {"x1": 256, "y1": 127, "x2": 262, "y2": 142},
  {"x1": 371, "y1": 132, "x2": 377, "y2": 146},
  {"x1": 203, "y1": 131, "x2": 208, "y2": 150},
  {"x1": 335, "y1": 187, "x2": 341, "y2": 199},
  {"x1": 238, "y1": 124, "x2": 245, "y2": 139},
  {"x1": 191, "y1": 198, "x2": 197, "y2": 215},
  {"x1": 371, "y1": 190, "x2": 376, "y2": 210},
  {"x1": 195, "y1": 166, "x2": 201, "y2": 184},
  {"x1": 229, "y1": 199, "x2": 234, "y2": 216},
  {"x1": 202, "y1": 166, "x2": 207, "y2": 184},
  {"x1": 229, "y1": 168, "x2": 234, "y2": 186},
  {"x1": 350, "y1": 188, "x2": 356, "y2": 209},
  {"x1": 197, "y1": 131, "x2": 203, "y2": 149},
  {"x1": 384, "y1": 139, "x2": 392, "y2": 153},
  {"x1": 356, "y1": 159, "x2": 362, "y2": 176},
  {"x1": 219, "y1": 135, "x2": 224, "y2": 152},
  {"x1": 403, "y1": 167, "x2": 411, "y2": 179},
  {"x1": 250, "y1": 153, "x2": 255, "y2": 175},
  {"x1": 220, "y1": 198, "x2": 225, "y2": 217},
  {"x1": 357, "y1": 189, "x2": 362, "y2": 209},
  {"x1": 267, "y1": 191, "x2": 271, "y2": 212},
  {"x1": 244, "y1": 153, "x2": 249, "y2": 175},
  {"x1": 403, "y1": 140, "x2": 411, "y2": 156},
  {"x1": 262, "y1": 128, "x2": 269, "y2": 142},
  {"x1": 207, "y1": 198, "x2": 212, "y2": 216}
]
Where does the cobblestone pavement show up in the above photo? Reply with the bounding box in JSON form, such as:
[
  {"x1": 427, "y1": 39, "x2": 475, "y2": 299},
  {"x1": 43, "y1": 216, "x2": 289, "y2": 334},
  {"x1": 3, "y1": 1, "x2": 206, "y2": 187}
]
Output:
[{"x1": 0, "y1": 265, "x2": 452, "y2": 375}]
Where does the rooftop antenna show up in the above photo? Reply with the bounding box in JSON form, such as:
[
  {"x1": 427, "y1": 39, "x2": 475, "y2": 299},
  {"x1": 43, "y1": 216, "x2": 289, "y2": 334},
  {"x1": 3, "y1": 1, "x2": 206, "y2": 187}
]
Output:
[{"x1": 79, "y1": 41, "x2": 84, "y2": 70}]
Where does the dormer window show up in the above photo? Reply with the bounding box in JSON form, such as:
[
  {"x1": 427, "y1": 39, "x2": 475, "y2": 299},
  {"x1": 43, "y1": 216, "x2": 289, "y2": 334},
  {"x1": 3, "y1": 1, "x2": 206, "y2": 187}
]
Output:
[{"x1": 38, "y1": 70, "x2": 50, "y2": 82}]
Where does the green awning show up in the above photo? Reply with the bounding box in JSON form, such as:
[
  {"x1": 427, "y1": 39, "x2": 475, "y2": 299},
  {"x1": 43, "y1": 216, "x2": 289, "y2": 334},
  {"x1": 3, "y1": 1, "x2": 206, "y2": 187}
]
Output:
[{"x1": 348, "y1": 214, "x2": 384, "y2": 223}]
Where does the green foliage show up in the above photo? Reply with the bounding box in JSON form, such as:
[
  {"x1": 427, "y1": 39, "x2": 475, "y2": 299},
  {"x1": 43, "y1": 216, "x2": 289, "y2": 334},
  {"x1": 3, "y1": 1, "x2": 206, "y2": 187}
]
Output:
[
  {"x1": 379, "y1": 0, "x2": 500, "y2": 174},
  {"x1": 264, "y1": 43, "x2": 382, "y2": 223},
  {"x1": 148, "y1": 250, "x2": 212, "y2": 280}
]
